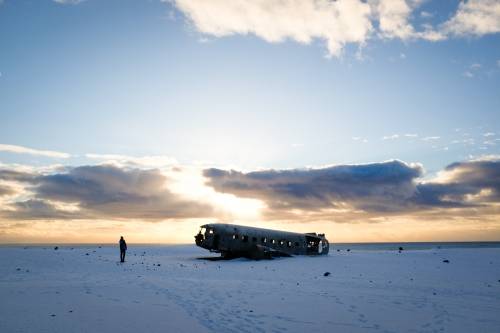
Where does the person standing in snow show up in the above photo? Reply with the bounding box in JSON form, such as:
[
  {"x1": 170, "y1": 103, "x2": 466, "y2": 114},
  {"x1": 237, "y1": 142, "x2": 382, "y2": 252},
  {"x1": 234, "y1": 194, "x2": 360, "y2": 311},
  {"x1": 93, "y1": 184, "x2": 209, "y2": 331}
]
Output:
[{"x1": 119, "y1": 236, "x2": 127, "y2": 263}]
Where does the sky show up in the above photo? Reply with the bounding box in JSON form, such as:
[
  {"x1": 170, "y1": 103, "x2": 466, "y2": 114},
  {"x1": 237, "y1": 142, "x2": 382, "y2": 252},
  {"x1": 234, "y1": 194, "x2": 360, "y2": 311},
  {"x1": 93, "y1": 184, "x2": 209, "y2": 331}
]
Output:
[{"x1": 0, "y1": 0, "x2": 499, "y2": 244}]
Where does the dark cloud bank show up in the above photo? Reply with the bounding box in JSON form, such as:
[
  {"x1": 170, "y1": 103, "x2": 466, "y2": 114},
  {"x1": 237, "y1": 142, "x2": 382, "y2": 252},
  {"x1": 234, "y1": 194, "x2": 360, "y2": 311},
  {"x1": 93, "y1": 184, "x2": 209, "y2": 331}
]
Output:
[
  {"x1": 204, "y1": 159, "x2": 500, "y2": 216},
  {"x1": 0, "y1": 165, "x2": 212, "y2": 220},
  {"x1": 0, "y1": 158, "x2": 499, "y2": 221}
]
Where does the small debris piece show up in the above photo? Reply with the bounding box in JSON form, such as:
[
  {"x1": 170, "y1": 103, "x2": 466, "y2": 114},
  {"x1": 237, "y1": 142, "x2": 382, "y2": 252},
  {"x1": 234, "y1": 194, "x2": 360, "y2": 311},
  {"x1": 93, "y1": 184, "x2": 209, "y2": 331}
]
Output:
[
  {"x1": 69, "y1": 310, "x2": 73, "y2": 313},
  {"x1": 16, "y1": 268, "x2": 21, "y2": 271},
  {"x1": 443, "y1": 259, "x2": 450, "y2": 263},
  {"x1": 157, "y1": 264, "x2": 161, "y2": 266},
  {"x1": 336, "y1": 249, "x2": 340, "y2": 252},
  {"x1": 324, "y1": 272, "x2": 331, "y2": 277},
  {"x1": 347, "y1": 249, "x2": 351, "y2": 252},
  {"x1": 85, "y1": 253, "x2": 89, "y2": 256},
  {"x1": 433, "y1": 292, "x2": 437, "y2": 295},
  {"x1": 54, "y1": 246, "x2": 59, "y2": 250},
  {"x1": 249, "y1": 310, "x2": 253, "y2": 312},
  {"x1": 50, "y1": 314, "x2": 56, "y2": 317},
  {"x1": 398, "y1": 247, "x2": 404, "y2": 251}
]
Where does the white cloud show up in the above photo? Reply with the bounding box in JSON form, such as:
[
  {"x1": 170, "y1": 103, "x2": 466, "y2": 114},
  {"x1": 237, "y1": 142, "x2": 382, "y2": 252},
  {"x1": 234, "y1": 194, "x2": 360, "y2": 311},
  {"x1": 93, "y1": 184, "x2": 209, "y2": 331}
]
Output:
[
  {"x1": 442, "y1": 0, "x2": 500, "y2": 36},
  {"x1": 53, "y1": 0, "x2": 86, "y2": 4},
  {"x1": 470, "y1": 63, "x2": 482, "y2": 69},
  {"x1": 463, "y1": 138, "x2": 475, "y2": 145},
  {"x1": 463, "y1": 71, "x2": 474, "y2": 78},
  {"x1": 483, "y1": 132, "x2": 495, "y2": 137},
  {"x1": 352, "y1": 137, "x2": 369, "y2": 143},
  {"x1": 422, "y1": 136, "x2": 440, "y2": 141},
  {"x1": 170, "y1": 0, "x2": 373, "y2": 57},
  {"x1": 420, "y1": 11, "x2": 433, "y2": 18},
  {"x1": 376, "y1": 0, "x2": 415, "y2": 39},
  {"x1": 169, "y1": 0, "x2": 500, "y2": 57},
  {"x1": 0, "y1": 144, "x2": 70, "y2": 159},
  {"x1": 404, "y1": 133, "x2": 418, "y2": 138},
  {"x1": 382, "y1": 134, "x2": 400, "y2": 140},
  {"x1": 373, "y1": 0, "x2": 446, "y2": 41}
]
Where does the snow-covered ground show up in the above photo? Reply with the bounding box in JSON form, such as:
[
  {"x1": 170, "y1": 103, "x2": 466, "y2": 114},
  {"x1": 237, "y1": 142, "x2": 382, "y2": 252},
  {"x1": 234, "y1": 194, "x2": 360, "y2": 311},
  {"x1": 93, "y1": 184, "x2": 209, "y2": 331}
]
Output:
[{"x1": 1, "y1": 245, "x2": 499, "y2": 333}]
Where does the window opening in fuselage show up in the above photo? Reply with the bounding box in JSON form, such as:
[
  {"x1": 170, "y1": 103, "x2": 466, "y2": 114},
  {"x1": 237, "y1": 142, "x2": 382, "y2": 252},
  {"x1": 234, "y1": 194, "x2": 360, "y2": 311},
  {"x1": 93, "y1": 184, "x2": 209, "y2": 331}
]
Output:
[{"x1": 242, "y1": 235, "x2": 248, "y2": 243}]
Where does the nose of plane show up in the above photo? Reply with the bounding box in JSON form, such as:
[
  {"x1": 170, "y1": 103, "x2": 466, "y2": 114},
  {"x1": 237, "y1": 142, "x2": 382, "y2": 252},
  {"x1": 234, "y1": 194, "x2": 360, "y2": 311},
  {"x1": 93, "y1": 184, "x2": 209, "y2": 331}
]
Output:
[{"x1": 195, "y1": 233, "x2": 204, "y2": 246}]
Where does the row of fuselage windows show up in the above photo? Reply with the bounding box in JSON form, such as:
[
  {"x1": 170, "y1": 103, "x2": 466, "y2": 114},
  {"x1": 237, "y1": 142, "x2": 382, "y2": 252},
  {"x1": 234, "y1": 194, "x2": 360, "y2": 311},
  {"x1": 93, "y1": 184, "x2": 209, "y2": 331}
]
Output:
[{"x1": 232, "y1": 234, "x2": 300, "y2": 248}]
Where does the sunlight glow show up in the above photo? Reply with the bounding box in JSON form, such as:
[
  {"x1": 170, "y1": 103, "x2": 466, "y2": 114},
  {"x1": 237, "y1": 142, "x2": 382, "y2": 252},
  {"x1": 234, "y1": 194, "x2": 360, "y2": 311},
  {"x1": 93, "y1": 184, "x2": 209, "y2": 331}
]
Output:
[{"x1": 166, "y1": 167, "x2": 265, "y2": 221}]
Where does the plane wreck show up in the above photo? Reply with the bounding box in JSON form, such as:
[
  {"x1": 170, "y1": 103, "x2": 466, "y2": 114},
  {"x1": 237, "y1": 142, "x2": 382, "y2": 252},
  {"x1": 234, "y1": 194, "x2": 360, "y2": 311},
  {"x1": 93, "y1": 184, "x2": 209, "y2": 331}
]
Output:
[{"x1": 195, "y1": 223, "x2": 329, "y2": 259}]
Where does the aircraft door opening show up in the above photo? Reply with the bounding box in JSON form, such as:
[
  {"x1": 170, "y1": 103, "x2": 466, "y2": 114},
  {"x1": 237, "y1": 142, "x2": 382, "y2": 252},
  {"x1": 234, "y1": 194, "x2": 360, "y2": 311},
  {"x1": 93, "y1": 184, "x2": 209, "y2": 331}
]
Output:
[{"x1": 305, "y1": 236, "x2": 320, "y2": 255}]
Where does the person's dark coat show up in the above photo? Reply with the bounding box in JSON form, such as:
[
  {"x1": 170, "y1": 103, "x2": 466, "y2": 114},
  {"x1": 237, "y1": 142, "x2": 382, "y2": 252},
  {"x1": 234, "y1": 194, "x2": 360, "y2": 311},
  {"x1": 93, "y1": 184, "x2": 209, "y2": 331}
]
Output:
[{"x1": 120, "y1": 239, "x2": 127, "y2": 251}]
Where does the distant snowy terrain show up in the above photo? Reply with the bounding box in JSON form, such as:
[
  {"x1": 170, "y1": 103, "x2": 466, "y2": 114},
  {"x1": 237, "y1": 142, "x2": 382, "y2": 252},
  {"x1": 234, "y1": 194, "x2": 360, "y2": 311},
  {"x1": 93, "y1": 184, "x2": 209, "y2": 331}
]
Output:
[{"x1": 1, "y1": 245, "x2": 499, "y2": 333}]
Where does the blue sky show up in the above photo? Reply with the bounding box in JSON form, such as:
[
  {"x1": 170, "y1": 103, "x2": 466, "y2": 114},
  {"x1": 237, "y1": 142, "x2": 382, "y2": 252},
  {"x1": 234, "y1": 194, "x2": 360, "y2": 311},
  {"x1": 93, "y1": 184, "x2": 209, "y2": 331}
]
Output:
[
  {"x1": 0, "y1": 0, "x2": 499, "y2": 242},
  {"x1": 1, "y1": 0, "x2": 499, "y2": 171}
]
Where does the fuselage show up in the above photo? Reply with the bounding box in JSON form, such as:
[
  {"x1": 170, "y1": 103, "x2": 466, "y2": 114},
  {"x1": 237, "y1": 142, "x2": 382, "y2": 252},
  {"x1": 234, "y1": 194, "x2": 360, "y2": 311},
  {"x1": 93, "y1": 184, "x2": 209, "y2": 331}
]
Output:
[{"x1": 195, "y1": 223, "x2": 329, "y2": 258}]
